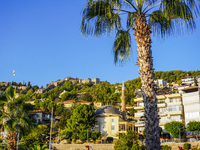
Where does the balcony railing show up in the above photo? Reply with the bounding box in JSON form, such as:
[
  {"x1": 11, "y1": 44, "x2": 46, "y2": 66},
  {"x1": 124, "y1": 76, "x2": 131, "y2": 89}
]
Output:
[
  {"x1": 134, "y1": 106, "x2": 144, "y2": 110},
  {"x1": 135, "y1": 112, "x2": 144, "y2": 116},
  {"x1": 157, "y1": 103, "x2": 166, "y2": 107},
  {"x1": 135, "y1": 121, "x2": 145, "y2": 127},
  {"x1": 167, "y1": 101, "x2": 181, "y2": 106}
]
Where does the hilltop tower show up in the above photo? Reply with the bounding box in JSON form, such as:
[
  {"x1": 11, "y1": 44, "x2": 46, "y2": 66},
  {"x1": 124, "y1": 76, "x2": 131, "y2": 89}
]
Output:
[{"x1": 121, "y1": 81, "x2": 126, "y2": 120}]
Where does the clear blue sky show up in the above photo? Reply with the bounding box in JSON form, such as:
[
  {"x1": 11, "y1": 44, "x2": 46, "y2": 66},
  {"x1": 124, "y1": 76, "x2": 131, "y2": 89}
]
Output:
[{"x1": 0, "y1": 0, "x2": 200, "y2": 87}]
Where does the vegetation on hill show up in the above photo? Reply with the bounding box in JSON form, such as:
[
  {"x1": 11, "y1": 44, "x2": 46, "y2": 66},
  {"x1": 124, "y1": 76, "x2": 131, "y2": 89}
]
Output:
[
  {"x1": 1, "y1": 70, "x2": 200, "y2": 107},
  {"x1": 154, "y1": 70, "x2": 200, "y2": 83}
]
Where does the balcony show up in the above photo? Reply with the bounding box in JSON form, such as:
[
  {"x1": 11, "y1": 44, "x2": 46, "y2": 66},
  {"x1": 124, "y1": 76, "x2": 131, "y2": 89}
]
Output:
[
  {"x1": 134, "y1": 97, "x2": 143, "y2": 102},
  {"x1": 134, "y1": 106, "x2": 144, "y2": 110},
  {"x1": 135, "y1": 112, "x2": 144, "y2": 117},
  {"x1": 168, "y1": 111, "x2": 182, "y2": 115},
  {"x1": 157, "y1": 103, "x2": 166, "y2": 108},
  {"x1": 135, "y1": 121, "x2": 145, "y2": 127},
  {"x1": 167, "y1": 102, "x2": 181, "y2": 106},
  {"x1": 158, "y1": 112, "x2": 167, "y2": 116}
]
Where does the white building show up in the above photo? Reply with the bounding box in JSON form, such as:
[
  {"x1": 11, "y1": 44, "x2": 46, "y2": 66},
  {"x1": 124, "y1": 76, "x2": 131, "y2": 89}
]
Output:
[
  {"x1": 134, "y1": 93, "x2": 184, "y2": 133},
  {"x1": 181, "y1": 86, "x2": 200, "y2": 125},
  {"x1": 196, "y1": 75, "x2": 200, "y2": 87},
  {"x1": 181, "y1": 76, "x2": 196, "y2": 86},
  {"x1": 154, "y1": 79, "x2": 168, "y2": 88}
]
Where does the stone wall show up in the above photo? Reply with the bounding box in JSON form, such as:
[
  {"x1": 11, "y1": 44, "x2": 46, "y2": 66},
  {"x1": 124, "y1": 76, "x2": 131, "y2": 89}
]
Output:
[
  {"x1": 52, "y1": 144, "x2": 114, "y2": 150},
  {"x1": 161, "y1": 141, "x2": 200, "y2": 150},
  {"x1": 53, "y1": 142, "x2": 200, "y2": 150}
]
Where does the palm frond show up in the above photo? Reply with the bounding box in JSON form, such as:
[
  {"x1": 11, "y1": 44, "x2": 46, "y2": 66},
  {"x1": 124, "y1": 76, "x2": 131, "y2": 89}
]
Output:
[
  {"x1": 181, "y1": 0, "x2": 200, "y2": 17},
  {"x1": 4, "y1": 87, "x2": 15, "y2": 101},
  {"x1": 149, "y1": 10, "x2": 172, "y2": 37},
  {"x1": 113, "y1": 30, "x2": 131, "y2": 64},
  {"x1": 81, "y1": 0, "x2": 121, "y2": 36},
  {"x1": 150, "y1": 0, "x2": 196, "y2": 37},
  {"x1": 127, "y1": 12, "x2": 137, "y2": 29}
]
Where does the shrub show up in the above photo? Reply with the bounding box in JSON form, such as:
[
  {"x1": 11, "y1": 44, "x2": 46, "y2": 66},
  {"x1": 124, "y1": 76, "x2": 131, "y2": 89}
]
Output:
[
  {"x1": 60, "y1": 129, "x2": 73, "y2": 140},
  {"x1": 161, "y1": 145, "x2": 172, "y2": 150},
  {"x1": 106, "y1": 137, "x2": 113, "y2": 143},
  {"x1": 131, "y1": 144, "x2": 146, "y2": 150},
  {"x1": 79, "y1": 131, "x2": 87, "y2": 141},
  {"x1": 183, "y1": 143, "x2": 191, "y2": 150},
  {"x1": 91, "y1": 131, "x2": 101, "y2": 142},
  {"x1": 191, "y1": 146, "x2": 200, "y2": 150}
]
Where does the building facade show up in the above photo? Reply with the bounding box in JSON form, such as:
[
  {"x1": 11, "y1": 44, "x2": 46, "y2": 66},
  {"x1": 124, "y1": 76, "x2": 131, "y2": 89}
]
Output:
[
  {"x1": 181, "y1": 86, "x2": 200, "y2": 125},
  {"x1": 134, "y1": 93, "x2": 184, "y2": 133}
]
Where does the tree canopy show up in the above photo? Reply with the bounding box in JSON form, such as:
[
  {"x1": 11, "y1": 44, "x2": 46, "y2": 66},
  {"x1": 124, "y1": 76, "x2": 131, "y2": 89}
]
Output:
[
  {"x1": 67, "y1": 104, "x2": 96, "y2": 133},
  {"x1": 186, "y1": 121, "x2": 200, "y2": 139},
  {"x1": 164, "y1": 121, "x2": 185, "y2": 138}
]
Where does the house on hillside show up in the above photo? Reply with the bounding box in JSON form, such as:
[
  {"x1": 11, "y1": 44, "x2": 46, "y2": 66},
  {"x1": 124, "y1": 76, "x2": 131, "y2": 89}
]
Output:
[
  {"x1": 94, "y1": 82, "x2": 135, "y2": 139},
  {"x1": 29, "y1": 110, "x2": 52, "y2": 125}
]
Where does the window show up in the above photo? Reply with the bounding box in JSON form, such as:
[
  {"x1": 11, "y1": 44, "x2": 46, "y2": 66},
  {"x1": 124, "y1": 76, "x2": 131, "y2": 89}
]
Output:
[
  {"x1": 159, "y1": 108, "x2": 166, "y2": 112},
  {"x1": 111, "y1": 118, "x2": 115, "y2": 130},
  {"x1": 168, "y1": 106, "x2": 181, "y2": 112},
  {"x1": 68, "y1": 104, "x2": 71, "y2": 107},
  {"x1": 169, "y1": 98, "x2": 180, "y2": 103},
  {"x1": 111, "y1": 125, "x2": 115, "y2": 130},
  {"x1": 138, "y1": 102, "x2": 144, "y2": 106},
  {"x1": 112, "y1": 118, "x2": 114, "y2": 122},
  {"x1": 101, "y1": 119, "x2": 104, "y2": 131}
]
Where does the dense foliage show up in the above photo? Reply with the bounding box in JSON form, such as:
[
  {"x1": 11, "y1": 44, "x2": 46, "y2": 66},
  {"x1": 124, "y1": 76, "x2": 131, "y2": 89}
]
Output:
[
  {"x1": 164, "y1": 121, "x2": 185, "y2": 138},
  {"x1": 186, "y1": 121, "x2": 200, "y2": 140},
  {"x1": 154, "y1": 70, "x2": 200, "y2": 83},
  {"x1": 114, "y1": 131, "x2": 146, "y2": 150},
  {"x1": 67, "y1": 104, "x2": 96, "y2": 133}
]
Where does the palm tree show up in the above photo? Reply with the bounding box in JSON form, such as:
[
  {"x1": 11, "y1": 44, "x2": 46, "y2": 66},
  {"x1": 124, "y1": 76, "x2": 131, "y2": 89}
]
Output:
[
  {"x1": 81, "y1": 0, "x2": 199, "y2": 149},
  {"x1": 0, "y1": 87, "x2": 33, "y2": 150},
  {"x1": 29, "y1": 144, "x2": 48, "y2": 150}
]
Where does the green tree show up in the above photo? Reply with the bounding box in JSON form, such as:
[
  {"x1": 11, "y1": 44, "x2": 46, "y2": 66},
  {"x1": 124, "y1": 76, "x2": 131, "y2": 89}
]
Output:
[
  {"x1": 81, "y1": 0, "x2": 199, "y2": 149},
  {"x1": 60, "y1": 129, "x2": 73, "y2": 140},
  {"x1": 20, "y1": 125, "x2": 49, "y2": 149},
  {"x1": 79, "y1": 130, "x2": 88, "y2": 141},
  {"x1": 91, "y1": 131, "x2": 101, "y2": 142},
  {"x1": 186, "y1": 121, "x2": 200, "y2": 140},
  {"x1": 67, "y1": 104, "x2": 95, "y2": 133},
  {"x1": 114, "y1": 131, "x2": 140, "y2": 150},
  {"x1": 0, "y1": 87, "x2": 34, "y2": 150},
  {"x1": 56, "y1": 110, "x2": 71, "y2": 129},
  {"x1": 164, "y1": 121, "x2": 185, "y2": 138},
  {"x1": 80, "y1": 92, "x2": 93, "y2": 102},
  {"x1": 28, "y1": 144, "x2": 48, "y2": 150}
]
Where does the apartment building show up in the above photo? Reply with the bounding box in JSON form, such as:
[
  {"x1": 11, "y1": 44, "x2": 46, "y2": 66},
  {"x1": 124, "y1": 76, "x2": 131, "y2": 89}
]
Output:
[
  {"x1": 196, "y1": 75, "x2": 200, "y2": 87},
  {"x1": 134, "y1": 93, "x2": 184, "y2": 134},
  {"x1": 181, "y1": 86, "x2": 200, "y2": 125},
  {"x1": 181, "y1": 76, "x2": 197, "y2": 86}
]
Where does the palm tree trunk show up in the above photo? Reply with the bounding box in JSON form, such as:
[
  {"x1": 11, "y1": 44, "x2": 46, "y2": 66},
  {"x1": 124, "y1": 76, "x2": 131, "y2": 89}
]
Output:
[
  {"x1": 7, "y1": 132, "x2": 16, "y2": 150},
  {"x1": 134, "y1": 14, "x2": 160, "y2": 150}
]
